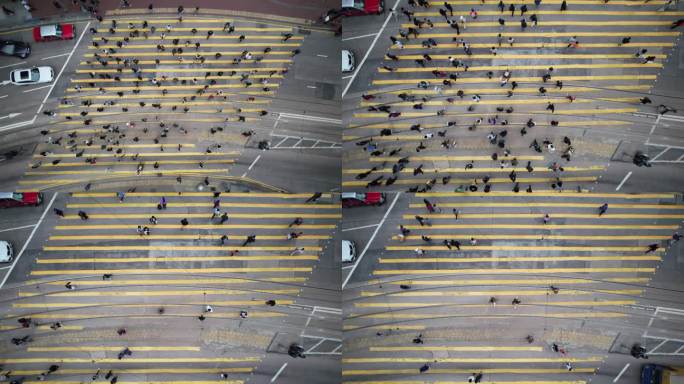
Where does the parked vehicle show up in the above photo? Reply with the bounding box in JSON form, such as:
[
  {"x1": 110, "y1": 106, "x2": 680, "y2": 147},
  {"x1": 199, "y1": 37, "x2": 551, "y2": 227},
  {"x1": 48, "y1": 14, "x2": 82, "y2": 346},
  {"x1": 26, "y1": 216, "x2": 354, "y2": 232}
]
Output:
[
  {"x1": 0, "y1": 240, "x2": 13, "y2": 263},
  {"x1": 342, "y1": 49, "x2": 355, "y2": 73},
  {"x1": 33, "y1": 24, "x2": 74, "y2": 42},
  {"x1": 0, "y1": 192, "x2": 43, "y2": 208},
  {"x1": 342, "y1": 240, "x2": 357, "y2": 262},
  {"x1": 0, "y1": 40, "x2": 31, "y2": 58},
  {"x1": 341, "y1": 192, "x2": 386, "y2": 208},
  {"x1": 340, "y1": 0, "x2": 384, "y2": 16},
  {"x1": 9, "y1": 66, "x2": 54, "y2": 85}
]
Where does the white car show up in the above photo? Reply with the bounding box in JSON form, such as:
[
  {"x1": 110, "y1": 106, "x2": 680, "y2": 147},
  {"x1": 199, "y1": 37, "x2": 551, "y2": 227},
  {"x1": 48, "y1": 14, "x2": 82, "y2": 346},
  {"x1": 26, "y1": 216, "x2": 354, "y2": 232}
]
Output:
[
  {"x1": 10, "y1": 66, "x2": 54, "y2": 85},
  {"x1": 0, "y1": 240, "x2": 13, "y2": 263},
  {"x1": 342, "y1": 49, "x2": 355, "y2": 73},
  {"x1": 342, "y1": 240, "x2": 357, "y2": 263}
]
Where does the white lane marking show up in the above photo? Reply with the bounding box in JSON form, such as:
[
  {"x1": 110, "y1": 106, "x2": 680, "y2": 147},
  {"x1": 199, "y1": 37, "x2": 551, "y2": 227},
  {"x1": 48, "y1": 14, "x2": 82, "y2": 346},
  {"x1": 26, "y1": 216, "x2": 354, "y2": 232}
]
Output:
[
  {"x1": 278, "y1": 112, "x2": 342, "y2": 125},
  {"x1": 41, "y1": 52, "x2": 71, "y2": 60},
  {"x1": 35, "y1": 20, "x2": 90, "y2": 116},
  {"x1": 613, "y1": 363, "x2": 630, "y2": 382},
  {"x1": 342, "y1": 32, "x2": 378, "y2": 41},
  {"x1": 0, "y1": 61, "x2": 26, "y2": 69},
  {"x1": 0, "y1": 224, "x2": 37, "y2": 233},
  {"x1": 306, "y1": 85, "x2": 317, "y2": 89},
  {"x1": 615, "y1": 171, "x2": 633, "y2": 191},
  {"x1": 341, "y1": 0, "x2": 401, "y2": 98},
  {"x1": 342, "y1": 75, "x2": 353, "y2": 79},
  {"x1": 0, "y1": 118, "x2": 35, "y2": 133},
  {"x1": 241, "y1": 154, "x2": 262, "y2": 178},
  {"x1": 0, "y1": 192, "x2": 57, "y2": 289},
  {"x1": 270, "y1": 363, "x2": 287, "y2": 383},
  {"x1": 342, "y1": 192, "x2": 401, "y2": 289},
  {"x1": 342, "y1": 223, "x2": 380, "y2": 232},
  {"x1": 22, "y1": 84, "x2": 52, "y2": 93},
  {"x1": 0, "y1": 95, "x2": 8, "y2": 99},
  {"x1": 342, "y1": 264, "x2": 354, "y2": 269},
  {"x1": 0, "y1": 112, "x2": 21, "y2": 120},
  {"x1": 316, "y1": 54, "x2": 328, "y2": 58},
  {"x1": 247, "y1": 154, "x2": 261, "y2": 171}
]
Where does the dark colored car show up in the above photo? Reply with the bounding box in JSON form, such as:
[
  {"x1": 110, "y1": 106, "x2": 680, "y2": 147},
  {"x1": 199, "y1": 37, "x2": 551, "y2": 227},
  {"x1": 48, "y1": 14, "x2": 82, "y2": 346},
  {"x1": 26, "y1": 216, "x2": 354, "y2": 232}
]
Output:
[
  {"x1": 341, "y1": 192, "x2": 386, "y2": 208},
  {"x1": 0, "y1": 40, "x2": 31, "y2": 59}
]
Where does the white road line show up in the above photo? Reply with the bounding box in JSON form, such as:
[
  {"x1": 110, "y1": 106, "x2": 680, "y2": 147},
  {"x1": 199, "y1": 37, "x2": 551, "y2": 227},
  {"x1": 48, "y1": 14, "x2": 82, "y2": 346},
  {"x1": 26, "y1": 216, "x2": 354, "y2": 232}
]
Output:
[
  {"x1": 342, "y1": 265, "x2": 354, "y2": 269},
  {"x1": 342, "y1": 75, "x2": 353, "y2": 79},
  {"x1": 341, "y1": 0, "x2": 401, "y2": 98},
  {"x1": 241, "y1": 154, "x2": 262, "y2": 178},
  {"x1": 0, "y1": 192, "x2": 57, "y2": 289},
  {"x1": 615, "y1": 171, "x2": 632, "y2": 191},
  {"x1": 316, "y1": 54, "x2": 328, "y2": 58},
  {"x1": 0, "y1": 224, "x2": 37, "y2": 233},
  {"x1": 342, "y1": 192, "x2": 401, "y2": 289},
  {"x1": 0, "y1": 95, "x2": 8, "y2": 99},
  {"x1": 342, "y1": 223, "x2": 380, "y2": 232},
  {"x1": 0, "y1": 118, "x2": 35, "y2": 133},
  {"x1": 306, "y1": 85, "x2": 317, "y2": 89},
  {"x1": 247, "y1": 154, "x2": 261, "y2": 170},
  {"x1": 41, "y1": 52, "x2": 70, "y2": 60},
  {"x1": 278, "y1": 112, "x2": 342, "y2": 125},
  {"x1": 270, "y1": 363, "x2": 287, "y2": 383},
  {"x1": 35, "y1": 20, "x2": 90, "y2": 116},
  {"x1": 0, "y1": 61, "x2": 26, "y2": 69},
  {"x1": 342, "y1": 32, "x2": 378, "y2": 41},
  {"x1": 613, "y1": 363, "x2": 630, "y2": 382},
  {"x1": 22, "y1": 84, "x2": 52, "y2": 93}
]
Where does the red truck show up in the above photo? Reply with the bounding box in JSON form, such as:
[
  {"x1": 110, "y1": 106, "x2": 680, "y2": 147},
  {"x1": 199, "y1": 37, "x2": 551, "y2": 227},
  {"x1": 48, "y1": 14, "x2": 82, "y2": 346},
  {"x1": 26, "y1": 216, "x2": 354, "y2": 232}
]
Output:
[{"x1": 0, "y1": 192, "x2": 43, "y2": 208}]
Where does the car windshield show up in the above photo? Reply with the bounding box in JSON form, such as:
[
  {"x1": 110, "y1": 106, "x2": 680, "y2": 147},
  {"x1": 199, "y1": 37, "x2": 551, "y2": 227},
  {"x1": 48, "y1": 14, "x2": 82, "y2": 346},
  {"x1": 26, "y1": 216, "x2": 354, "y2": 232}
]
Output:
[
  {"x1": 1, "y1": 44, "x2": 15, "y2": 55},
  {"x1": 30, "y1": 68, "x2": 40, "y2": 81},
  {"x1": 342, "y1": 0, "x2": 365, "y2": 9}
]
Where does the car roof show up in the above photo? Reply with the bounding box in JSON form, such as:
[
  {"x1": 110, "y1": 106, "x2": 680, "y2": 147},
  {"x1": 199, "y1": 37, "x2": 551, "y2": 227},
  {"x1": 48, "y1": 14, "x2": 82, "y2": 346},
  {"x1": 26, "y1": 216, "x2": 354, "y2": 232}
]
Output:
[
  {"x1": 40, "y1": 25, "x2": 58, "y2": 36},
  {"x1": 342, "y1": 0, "x2": 355, "y2": 6}
]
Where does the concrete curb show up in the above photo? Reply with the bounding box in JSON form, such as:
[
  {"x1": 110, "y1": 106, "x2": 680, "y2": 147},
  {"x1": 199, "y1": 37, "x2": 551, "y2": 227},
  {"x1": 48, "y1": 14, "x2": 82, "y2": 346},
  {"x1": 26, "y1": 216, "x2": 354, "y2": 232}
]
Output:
[{"x1": 103, "y1": 7, "x2": 336, "y2": 34}]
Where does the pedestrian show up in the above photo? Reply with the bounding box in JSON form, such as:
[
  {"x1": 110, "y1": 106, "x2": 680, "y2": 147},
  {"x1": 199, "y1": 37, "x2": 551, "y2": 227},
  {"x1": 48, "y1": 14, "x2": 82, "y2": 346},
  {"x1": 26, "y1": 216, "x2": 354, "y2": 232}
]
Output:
[
  {"x1": 470, "y1": 237, "x2": 477, "y2": 246},
  {"x1": 419, "y1": 364, "x2": 430, "y2": 373},
  {"x1": 220, "y1": 212, "x2": 229, "y2": 224},
  {"x1": 489, "y1": 296, "x2": 497, "y2": 306},
  {"x1": 512, "y1": 298, "x2": 521, "y2": 308},
  {"x1": 546, "y1": 103, "x2": 555, "y2": 113},
  {"x1": 306, "y1": 192, "x2": 322, "y2": 202},
  {"x1": 645, "y1": 243, "x2": 660, "y2": 254},
  {"x1": 565, "y1": 362, "x2": 573, "y2": 371},
  {"x1": 53, "y1": 208, "x2": 64, "y2": 217},
  {"x1": 598, "y1": 203, "x2": 608, "y2": 216},
  {"x1": 102, "y1": 273, "x2": 113, "y2": 280},
  {"x1": 671, "y1": 19, "x2": 684, "y2": 29},
  {"x1": 149, "y1": 216, "x2": 157, "y2": 225},
  {"x1": 212, "y1": 207, "x2": 221, "y2": 219},
  {"x1": 560, "y1": 0, "x2": 567, "y2": 10},
  {"x1": 509, "y1": 3, "x2": 515, "y2": 16},
  {"x1": 289, "y1": 217, "x2": 303, "y2": 227},
  {"x1": 534, "y1": 0, "x2": 541, "y2": 6},
  {"x1": 65, "y1": 281, "x2": 75, "y2": 290},
  {"x1": 543, "y1": 214, "x2": 550, "y2": 224},
  {"x1": 117, "y1": 191, "x2": 125, "y2": 202},
  {"x1": 78, "y1": 211, "x2": 88, "y2": 220},
  {"x1": 424, "y1": 198, "x2": 435, "y2": 213},
  {"x1": 181, "y1": 218, "x2": 189, "y2": 226},
  {"x1": 619, "y1": 37, "x2": 631, "y2": 46},
  {"x1": 117, "y1": 328, "x2": 126, "y2": 335},
  {"x1": 159, "y1": 197, "x2": 167, "y2": 209},
  {"x1": 521, "y1": 4, "x2": 528, "y2": 15},
  {"x1": 673, "y1": 232, "x2": 682, "y2": 243},
  {"x1": 530, "y1": 14, "x2": 538, "y2": 26}
]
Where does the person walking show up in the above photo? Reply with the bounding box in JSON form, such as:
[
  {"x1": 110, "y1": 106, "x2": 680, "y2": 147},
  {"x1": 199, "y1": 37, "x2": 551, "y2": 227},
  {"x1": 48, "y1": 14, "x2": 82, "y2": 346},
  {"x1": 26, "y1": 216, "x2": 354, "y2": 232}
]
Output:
[
  {"x1": 560, "y1": 0, "x2": 567, "y2": 10},
  {"x1": 598, "y1": 203, "x2": 608, "y2": 216}
]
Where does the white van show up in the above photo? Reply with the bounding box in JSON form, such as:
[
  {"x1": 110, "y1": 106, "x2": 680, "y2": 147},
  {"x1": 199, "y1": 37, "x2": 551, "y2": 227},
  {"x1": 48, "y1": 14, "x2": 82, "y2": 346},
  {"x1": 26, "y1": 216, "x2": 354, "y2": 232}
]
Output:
[
  {"x1": 0, "y1": 240, "x2": 13, "y2": 263},
  {"x1": 342, "y1": 240, "x2": 357, "y2": 263},
  {"x1": 342, "y1": 50, "x2": 355, "y2": 73}
]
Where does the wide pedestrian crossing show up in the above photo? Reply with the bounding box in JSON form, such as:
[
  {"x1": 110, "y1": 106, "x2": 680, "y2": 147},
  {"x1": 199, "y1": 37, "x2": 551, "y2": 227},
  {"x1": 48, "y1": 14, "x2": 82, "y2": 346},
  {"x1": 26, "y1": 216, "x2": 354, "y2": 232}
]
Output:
[
  {"x1": 343, "y1": 1, "x2": 682, "y2": 191},
  {"x1": 0, "y1": 191, "x2": 338, "y2": 383},
  {"x1": 343, "y1": 191, "x2": 682, "y2": 383}
]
